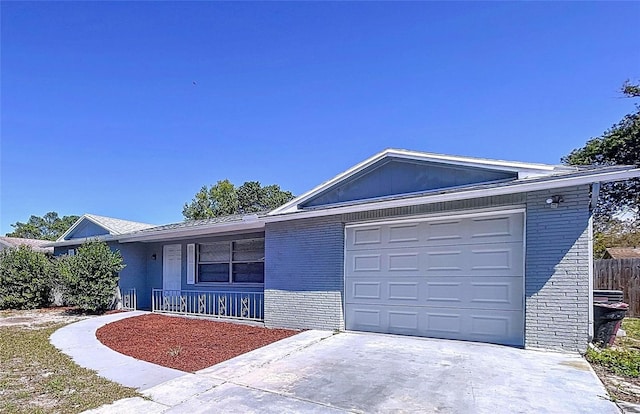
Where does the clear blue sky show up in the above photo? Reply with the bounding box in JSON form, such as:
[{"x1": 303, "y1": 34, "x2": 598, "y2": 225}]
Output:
[{"x1": 1, "y1": 2, "x2": 638, "y2": 234}]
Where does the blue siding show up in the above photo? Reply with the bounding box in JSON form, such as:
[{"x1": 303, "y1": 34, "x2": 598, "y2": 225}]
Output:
[
  {"x1": 65, "y1": 219, "x2": 109, "y2": 239},
  {"x1": 144, "y1": 232, "x2": 266, "y2": 295},
  {"x1": 115, "y1": 243, "x2": 150, "y2": 308},
  {"x1": 302, "y1": 158, "x2": 516, "y2": 208},
  {"x1": 264, "y1": 216, "x2": 345, "y2": 330}
]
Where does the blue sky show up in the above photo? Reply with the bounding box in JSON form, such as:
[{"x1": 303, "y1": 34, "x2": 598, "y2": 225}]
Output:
[{"x1": 1, "y1": 2, "x2": 638, "y2": 234}]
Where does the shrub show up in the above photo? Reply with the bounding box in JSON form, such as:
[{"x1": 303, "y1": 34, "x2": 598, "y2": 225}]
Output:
[
  {"x1": 586, "y1": 347, "x2": 640, "y2": 378},
  {"x1": 0, "y1": 245, "x2": 53, "y2": 309},
  {"x1": 60, "y1": 241, "x2": 125, "y2": 313}
]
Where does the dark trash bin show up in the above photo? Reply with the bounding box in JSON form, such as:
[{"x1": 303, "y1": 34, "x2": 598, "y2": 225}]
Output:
[
  {"x1": 593, "y1": 290, "x2": 624, "y2": 304},
  {"x1": 593, "y1": 302, "x2": 628, "y2": 347}
]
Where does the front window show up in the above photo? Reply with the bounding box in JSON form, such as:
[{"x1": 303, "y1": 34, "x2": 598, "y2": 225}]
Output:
[{"x1": 197, "y1": 238, "x2": 264, "y2": 284}]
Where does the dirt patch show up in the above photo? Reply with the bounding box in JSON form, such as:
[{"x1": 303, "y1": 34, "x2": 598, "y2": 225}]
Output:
[
  {"x1": 0, "y1": 307, "x2": 91, "y2": 329},
  {"x1": 96, "y1": 314, "x2": 299, "y2": 372},
  {"x1": 592, "y1": 364, "x2": 640, "y2": 404}
]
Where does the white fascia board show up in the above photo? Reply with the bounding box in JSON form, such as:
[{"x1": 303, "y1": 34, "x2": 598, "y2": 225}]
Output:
[
  {"x1": 55, "y1": 214, "x2": 92, "y2": 242},
  {"x1": 118, "y1": 220, "x2": 266, "y2": 243},
  {"x1": 265, "y1": 167, "x2": 640, "y2": 223},
  {"x1": 386, "y1": 149, "x2": 563, "y2": 173},
  {"x1": 269, "y1": 150, "x2": 389, "y2": 215},
  {"x1": 46, "y1": 235, "x2": 116, "y2": 247},
  {"x1": 269, "y1": 148, "x2": 569, "y2": 215},
  {"x1": 55, "y1": 214, "x2": 119, "y2": 242}
]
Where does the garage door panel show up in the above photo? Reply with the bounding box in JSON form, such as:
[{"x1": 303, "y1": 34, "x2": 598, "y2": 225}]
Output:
[
  {"x1": 345, "y1": 211, "x2": 524, "y2": 346},
  {"x1": 387, "y1": 224, "x2": 420, "y2": 243},
  {"x1": 346, "y1": 214, "x2": 523, "y2": 251},
  {"x1": 346, "y1": 243, "x2": 522, "y2": 277},
  {"x1": 351, "y1": 226, "x2": 383, "y2": 246},
  {"x1": 469, "y1": 215, "x2": 522, "y2": 240},
  {"x1": 346, "y1": 276, "x2": 523, "y2": 310},
  {"x1": 346, "y1": 305, "x2": 524, "y2": 345}
]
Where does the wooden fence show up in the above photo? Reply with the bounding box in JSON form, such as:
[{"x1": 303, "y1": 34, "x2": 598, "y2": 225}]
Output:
[{"x1": 594, "y1": 258, "x2": 640, "y2": 317}]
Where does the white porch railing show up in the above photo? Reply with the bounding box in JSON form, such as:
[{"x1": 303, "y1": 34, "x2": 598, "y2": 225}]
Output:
[
  {"x1": 151, "y1": 289, "x2": 264, "y2": 321},
  {"x1": 121, "y1": 288, "x2": 137, "y2": 311}
]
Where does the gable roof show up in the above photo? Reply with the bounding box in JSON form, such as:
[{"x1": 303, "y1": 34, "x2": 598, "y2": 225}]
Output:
[
  {"x1": 0, "y1": 237, "x2": 54, "y2": 253},
  {"x1": 55, "y1": 214, "x2": 156, "y2": 245},
  {"x1": 604, "y1": 247, "x2": 640, "y2": 259},
  {"x1": 268, "y1": 148, "x2": 627, "y2": 216},
  {"x1": 46, "y1": 149, "x2": 640, "y2": 246}
]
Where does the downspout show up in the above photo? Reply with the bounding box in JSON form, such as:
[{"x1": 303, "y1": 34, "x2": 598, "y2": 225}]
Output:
[{"x1": 587, "y1": 182, "x2": 600, "y2": 341}]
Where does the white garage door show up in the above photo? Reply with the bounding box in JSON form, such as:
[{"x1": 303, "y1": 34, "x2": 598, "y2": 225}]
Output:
[{"x1": 345, "y1": 210, "x2": 524, "y2": 346}]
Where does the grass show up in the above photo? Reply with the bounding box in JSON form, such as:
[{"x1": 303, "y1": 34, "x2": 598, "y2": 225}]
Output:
[
  {"x1": 587, "y1": 318, "x2": 640, "y2": 378},
  {"x1": 586, "y1": 347, "x2": 640, "y2": 377},
  {"x1": 0, "y1": 323, "x2": 139, "y2": 414}
]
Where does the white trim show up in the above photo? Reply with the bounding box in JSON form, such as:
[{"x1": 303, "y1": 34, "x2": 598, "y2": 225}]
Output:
[
  {"x1": 269, "y1": 148, "x2": 576, "y2": 215},
  {"x1": 186, "y1": 244, "x2": 195, "y2": 285},
  {"x1": 588, "y1": 216, "x2": 594, "y2": 339},
  {"x1": 266, "y1": 167, "x2": 640, "y2": 223},
  {"x1": 590, "y1": 182, "x2": 601, "y2": 210},
  {"x1": 55, "y1": 215, "x2": 100, "y2": 242},
  {"x1": 521, "y1": 208, "x2": 527, "y2": 348}
]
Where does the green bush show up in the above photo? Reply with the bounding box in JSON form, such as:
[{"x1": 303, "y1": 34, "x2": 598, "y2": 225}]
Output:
[
  {"x1": 60, "y1": 241, "x2": 125, "y2": 313},
  {"x1": 586, "y1": 347, "x2": 640, "y2": 378},
  {"x1": 0, "y1": 245, "x2": 53, "y2": 310}
]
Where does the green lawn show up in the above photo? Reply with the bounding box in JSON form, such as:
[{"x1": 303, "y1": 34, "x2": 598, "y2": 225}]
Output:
[
  {"x1": 0, "y1": 323, "x2": 139, "y2": 414},
  {"x1": 586, "y1": 318, "x2": 640, "y2": 378}
]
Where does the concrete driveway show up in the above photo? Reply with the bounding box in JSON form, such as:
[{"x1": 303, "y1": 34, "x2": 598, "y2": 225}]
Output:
[{"x1": 87, "y1": 330, "x2": 618, "y2": 414}]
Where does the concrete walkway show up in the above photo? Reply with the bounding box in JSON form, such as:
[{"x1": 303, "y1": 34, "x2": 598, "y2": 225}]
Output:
[{"x1": 50, "y1": 311, "x2": 185, "y2": 390}]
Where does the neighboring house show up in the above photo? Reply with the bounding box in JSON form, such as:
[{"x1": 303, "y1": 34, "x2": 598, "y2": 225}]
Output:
[
  {"x1": 603, "y1": 247, "x2": 640, "y2": 259},
  {"x1": 49, "y1": 149, "x2": 640, "y2": 352},
  {"x1": 0, "y1": 236, "x2": 54, "y2": 254}
]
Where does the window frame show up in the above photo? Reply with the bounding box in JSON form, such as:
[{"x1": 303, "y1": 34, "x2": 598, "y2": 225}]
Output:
[{"x1": 196, "y1": 238, "x2": 265, "y2": 285}]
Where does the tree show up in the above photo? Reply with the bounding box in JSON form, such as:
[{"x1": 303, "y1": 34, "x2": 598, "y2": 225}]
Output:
[
  {"x1": 183, "y1": 180, "x2": 294, "y2": 220},
  {"x1": 57, "y1": 240, "x2": 125, "y2": 313},
  {"x1": 0, "y1": 245, "x2": 53, "y2": 310},
  {"x1": 6, "y1": 212, "x2": 79, "y2": 240},
  {"x1": 593, "y1": 218, "x2": 640, "y2": 258},
  {"x1": 562, "y1": 81, "x2": 640, "y2": 224}
]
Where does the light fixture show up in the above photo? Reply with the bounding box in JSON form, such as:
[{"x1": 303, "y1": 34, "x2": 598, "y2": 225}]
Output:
[
  {"x1": 151, "y1": 253, "x2": 157, "y2": 260},
  {"x1": 545, "y1": 195, "x2": 564, "y2": 208}
]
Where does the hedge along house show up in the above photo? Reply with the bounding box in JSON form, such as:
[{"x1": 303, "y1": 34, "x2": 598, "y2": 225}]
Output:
[{"x1": 50, "y1": 149, "x2": 640, "y2": 352}]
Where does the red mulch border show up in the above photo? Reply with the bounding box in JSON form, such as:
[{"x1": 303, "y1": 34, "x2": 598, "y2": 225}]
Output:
[{"x1": 96, "y1": 314, "x2": 298, "y2": 372}]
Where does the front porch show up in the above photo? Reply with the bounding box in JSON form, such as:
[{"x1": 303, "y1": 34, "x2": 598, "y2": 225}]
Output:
[{"x1": 150, "y1": 289, "x2": 264, "y2": 321}]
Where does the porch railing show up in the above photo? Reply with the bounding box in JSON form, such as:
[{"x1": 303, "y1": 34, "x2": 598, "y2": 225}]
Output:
[
  {"x1": 151, "y1": 289, "x2": 264, "y2": 321},
  {"x1": 121, "y1": 288, "x2": 137, "y2": 311}
]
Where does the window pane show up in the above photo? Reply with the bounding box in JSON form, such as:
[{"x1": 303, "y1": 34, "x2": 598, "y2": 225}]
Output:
[
  {"x1": 198, "y1": 263, "x2": 229, "y2": 283},
  {"x1": 232, "y1": 239, "x2": 264, "y2": 261},
  {"x1": 199, "y1": 242, "x2": 230, "y2": 262},
  {"x1": 232, "y1": 262, "x2": 264, "y2": 283}
]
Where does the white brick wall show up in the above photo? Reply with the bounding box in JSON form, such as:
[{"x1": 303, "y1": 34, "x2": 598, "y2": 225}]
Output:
[{"x1": 525, "y1": 185, "x2": 591, "y2": 352}]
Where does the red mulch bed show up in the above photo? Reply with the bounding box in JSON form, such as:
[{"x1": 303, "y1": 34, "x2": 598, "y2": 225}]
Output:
[{"x1": 96, "y1": 314, "x2": 298, "y2": 372}]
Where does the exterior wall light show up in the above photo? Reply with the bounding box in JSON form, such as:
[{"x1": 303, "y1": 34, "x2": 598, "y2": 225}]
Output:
[
  {"x1": 151, "y1": 253, "x2": 157, "y2": 260},
  {"x1": 545, "y1": 195, "x2": 564, "y2": 208}
]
